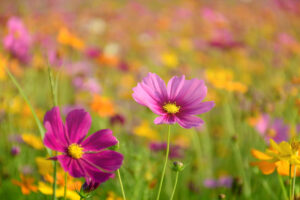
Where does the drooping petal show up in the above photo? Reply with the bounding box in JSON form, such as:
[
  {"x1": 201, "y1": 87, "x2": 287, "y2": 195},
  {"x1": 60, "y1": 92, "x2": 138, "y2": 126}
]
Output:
[
  {"x1": 154, "y1": 115, "x2": 176, "y2": 125},
  {"x1": 80, "y1": 160, "x2": 114, "y2": 183},
  {"x1": 251, "y1": 149, "x2": 272, "y2": 160},
  {"x1": 175, "y1": 79, "x2": 207, "y2": 106},
  {"x1": 81, "y1": 129, "x2": 118, "y2": 152},
  {"x1": 250, "y1": 161, "x2": 275, "y2": 175},
  {"x1": 44, "y1": 106, "x2": 69, "y2": 146},
  {"x1": 57, "y1": 155, "x2": 85, "y2": 178},
  {"x1": 82, "y1": 150, "x2": 123, "y2": 172},
  {"x1": 176, "y1": 115, "x2": 204, "y2": 129},
  {"x1": 66, "y1": 109, "x2": 91, "y2": 144},
  {"x1": 167, "y1": 75, "x2": 186, "y2": 101},
  {"x1": 181, "y1": 101, "x2": 215, "y2": 115}
]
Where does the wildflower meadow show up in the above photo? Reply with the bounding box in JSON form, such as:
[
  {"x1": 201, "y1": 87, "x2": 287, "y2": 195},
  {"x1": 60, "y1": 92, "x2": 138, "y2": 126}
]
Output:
[{"x1": 1, "y1": 0, "x2": 300, "y2": 200}]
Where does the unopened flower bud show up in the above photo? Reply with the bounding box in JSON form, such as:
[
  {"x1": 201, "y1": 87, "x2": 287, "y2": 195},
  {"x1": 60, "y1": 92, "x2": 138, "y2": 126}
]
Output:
[{"x1": 172, "y1": 161, "x2": 184, "y2": 172}]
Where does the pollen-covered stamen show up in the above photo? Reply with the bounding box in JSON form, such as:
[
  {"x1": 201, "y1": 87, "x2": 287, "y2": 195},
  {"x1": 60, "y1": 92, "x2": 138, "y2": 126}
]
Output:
[
  {"x1": 163, "y1": 103, "x2": 180, "y2": 114},
  {"x1": 68, "y1": 143, "x2": 84, "y2": 159}
]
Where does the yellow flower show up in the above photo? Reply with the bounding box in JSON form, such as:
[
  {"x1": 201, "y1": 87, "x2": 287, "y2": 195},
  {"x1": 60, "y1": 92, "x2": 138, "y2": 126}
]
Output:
[
  {"x1": 266, "y1": 139, "x2": 300, "y2": 165},
  {"x1": 12, "y1": 174, "x2": 38, "y2": 195},
  {"x1": 22, "y1": 133, "x2": 44, "y2": 150},
  {"x1": 161, "y1": 52, "x2": 178, "y2": 68},
  {"x1": 91, "y1": 95, "x2": 115, "y2": 117},
  {"x1": 57, "y1": 27, "x2": 84, "y2": 50},
  {"x1": 36, "y1": 157, "x2": 53, "y2": 176},
  {"x1": 133, "y1": 120, "x2": 159, "y2": 140},
  {"x1": 251, "y1": 139, "x2": 300, "y2": 176},
  {"x1": 0, "y1": 54, "x2": 7, "y2": 81},
  {"x1": 205, "y1": 68, "x2": 248, "y2": 93},
  {"x1": 106, "y1": 191, "x2": 123, "y2": 200},
  {"x1": 38, "y1": 182, "x2": 80, "y2": 200}
]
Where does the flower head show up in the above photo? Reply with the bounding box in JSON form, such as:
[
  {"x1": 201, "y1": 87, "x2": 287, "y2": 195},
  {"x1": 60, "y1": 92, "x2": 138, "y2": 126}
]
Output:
[
  {"x1": 3, "y1": 17, "x2": 32, "y2": 63},
  {"x1": 132, "y1": 73, "x2": 214, "y2": 129},
  {"x1": 251, "y1": 139, "x2": 300, "y2": 176},
  {"x1": 255, "y1": 114, "x2": 289, "y2": 143},
  {"x1": 43, "y1": 107, "x2": 123, "y2": 184},
  {"x1": 12, "y1": 174, "x2": 38, "y2": 195}
]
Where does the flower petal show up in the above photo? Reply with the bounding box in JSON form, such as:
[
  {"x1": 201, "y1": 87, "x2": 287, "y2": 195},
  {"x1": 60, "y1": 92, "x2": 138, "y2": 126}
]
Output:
[
  {"x1": 175, "y1": 79, "x2": 207, "y2": 106},
  {"x1": 142, "y1": 72, "x2": 168, "y2": 102},
  {"x1": 167, "y1": 75, "x2": 186, "y2": 101},
  {"x1": 44, "y1": 106, "x2": 69, "y2": 146},
  {"x1": 57, "y1": 155, "x2": 85, "y2": 178},
  {"x1": 43, "y1": 128, "x2": 66, "y2": 152},
  {"x1": 66, "y1": 109, "x2": 91, "y2": 144},
  {"x1": 81, "y1": 161, "x2": 114, "y2": 183},
  {"x1": 176, "y1": 115, "x2": 204, "y2": 129},
  {"x1": 182, "y1": 101, "x2": 215, "y2": 115},
  {"x1": 154, "y1": 115, "x2": 176, "y2": 125},
  {"x1": 81, "y1": 129, "x2": 118, "y2": 152},
  {"x1": 82, "y1": 150, "x2": 123, "y2": 172},
  {"x1": 132, "y1": 73, "x2": 168, "y2": 115}
]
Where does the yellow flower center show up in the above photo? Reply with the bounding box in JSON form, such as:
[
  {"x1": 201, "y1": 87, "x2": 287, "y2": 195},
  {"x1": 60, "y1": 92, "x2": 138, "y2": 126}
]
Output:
[
  {"x1": 68, "y1": 144, "x2": 84, "y2": 159},
  {"x1": 163, "y1": 103, "x2": 180, "y2": 114},
  {"x1": 267, "y1": 128, "x2": 276, "y2": 137}
]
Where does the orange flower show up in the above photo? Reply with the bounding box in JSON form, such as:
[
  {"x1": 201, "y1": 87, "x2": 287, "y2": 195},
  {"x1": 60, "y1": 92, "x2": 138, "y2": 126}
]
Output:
[
  {"x1": 251, "y1": 148, "x2": 300, "y2": 177},
  {"x1": 12, "y1": 174, "x2": 38, "y2": 194},
  {"x1": 91, "y1": 95, "x2": 115, "y2": 117}
]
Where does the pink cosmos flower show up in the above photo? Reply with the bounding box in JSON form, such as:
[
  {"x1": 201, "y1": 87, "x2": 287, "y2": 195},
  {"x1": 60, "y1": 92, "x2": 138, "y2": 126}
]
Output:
[
  {"x1": 43, "y1": 107, "x2": 123, "y2": 184},
  {"x1": 3, "y1": 17, "x2": 32, "y2": 63},
  {"x1": 255, "y1": 114, "x2": 289, "y2": 143},
  {"x1": 132, "y1": 73, "x2": 214, "y2": 129}
]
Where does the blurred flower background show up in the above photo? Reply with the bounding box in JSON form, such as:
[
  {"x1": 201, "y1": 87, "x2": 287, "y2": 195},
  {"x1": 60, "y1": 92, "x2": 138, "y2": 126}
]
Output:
[{"x1": 0, "y1": 0, "x2": 300, "y2": 199}]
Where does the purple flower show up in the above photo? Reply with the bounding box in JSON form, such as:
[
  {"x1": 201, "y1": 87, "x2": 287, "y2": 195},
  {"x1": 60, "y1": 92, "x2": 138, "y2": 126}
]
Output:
[
  {"x1": 204, "y1": 179, "x2": 218, "y2": 188},
  {"x1": 110, "y1": 114, "x2": 125, "y2": 126},
  {"x1": 3, "y1": 17, "x2": 32, "y2": 63},
  {"x1": 43, "y1": 107, "x2": 123, "y2": 184},
  {"x1": 204, "y1": 176, "x2": 233, "y2": 188},
  {"x1": 132, "y1": 73, "x2": 214, "y2": 129},
  {"x1": 255, "y1": 114, "x2": 289, "y2": 143},
  {"x1": 11, "y1": 146, "x2": 20, "y2": 156},
  {"x1": 149, "y1": 142, "x2": 184, "y2": 159}
]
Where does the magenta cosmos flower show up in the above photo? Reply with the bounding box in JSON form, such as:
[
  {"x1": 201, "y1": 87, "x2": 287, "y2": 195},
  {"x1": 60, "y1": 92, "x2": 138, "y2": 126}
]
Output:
[
  {"x1": 132, "y1": 73, "x2": 215, "y2": 128},
  {"x1": 43, "y1": 107, "x2": 123, "y2": 184}
]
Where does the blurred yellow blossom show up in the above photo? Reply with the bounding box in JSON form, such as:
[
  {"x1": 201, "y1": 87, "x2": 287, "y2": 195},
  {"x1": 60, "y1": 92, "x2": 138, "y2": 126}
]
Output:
[
  {"x1": 133, "y1": 120, "x2": 159, "y2": 140},
  {"x1": 205, "y1": 68, "x2": 248, "y2": 93},
  {"x1": 22, "y1": 133, "x2": 44, "y2": 150},
  {"x1": 38, "y1": 182, "x2": 80, "y2": 200},
  {"x1": 106, "y1": 191, "x2": 123, "y2": 200},
  {"x1": 161, "y1": 52, "x2": 178, "y2": 68}
]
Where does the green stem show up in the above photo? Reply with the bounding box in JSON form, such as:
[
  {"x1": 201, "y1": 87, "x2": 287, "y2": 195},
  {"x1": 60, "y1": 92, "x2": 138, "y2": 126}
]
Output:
[
  {"x1": 48, "y1": 67, "x2": 58, "y2": 200},
  {"x1": 64, "y1": 172, "x2": 67, "y2": 200},
  {"x1": 170, "y1": 171, "x2": 179, "y2": 200},
  {"x1": 156, "y1": 125, "x2": 171, "y2": 200},
  {"x1": 48, "y1": 67, "x2": 58, "y2": 106},
  {"x1": 292, "y1": 165, "x2": 297, "y2": 200},
  {"x1": 289, "y1": 164, "x2": 292, "y2": 200},
  {"x1": 52, "y1": 151, "x2": 57, "y2": 200},
  {"x1": 233, "y1": 142, "x2": 251, "y2": 198},
  {"x1": 5, "y1": 68, "x2": 46, "y2": 141},
  {"x1": 278, "y1": 173, "x2": 289, "y2": 200},
  {"x1": 117, "y1": 169, "x2": 127, "y2": 200}
]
